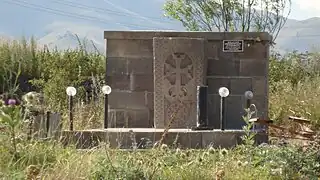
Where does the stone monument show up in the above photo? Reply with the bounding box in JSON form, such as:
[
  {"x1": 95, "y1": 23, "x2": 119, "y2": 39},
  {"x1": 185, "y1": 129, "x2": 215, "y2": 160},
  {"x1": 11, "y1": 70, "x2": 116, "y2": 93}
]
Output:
[
  {"x1": 153, "y1": 37, "x2": 206, "y2": 128},
  {"x1": 59, "y1": 31, "x2": 271, "y2": 149},
  {"x1": 104, "y1": 31, "x2": 271, "y2": 130}
]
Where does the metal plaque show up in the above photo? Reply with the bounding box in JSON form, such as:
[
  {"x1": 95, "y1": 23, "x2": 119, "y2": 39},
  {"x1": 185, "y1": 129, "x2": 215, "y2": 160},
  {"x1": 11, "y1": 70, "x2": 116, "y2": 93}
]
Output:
[{"x1": 223, "y1": 40, "x2": 244, "y2": 52}]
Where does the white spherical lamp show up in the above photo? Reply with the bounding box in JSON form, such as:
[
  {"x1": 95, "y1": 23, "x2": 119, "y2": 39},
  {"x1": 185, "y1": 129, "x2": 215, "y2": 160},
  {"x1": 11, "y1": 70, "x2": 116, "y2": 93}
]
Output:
[
  {"x1": 102, "y1": 85, "x2": 112, "y2": 95},
  {"x1": 218, "y1": 87, "x2": 229, "y2": 98},
  {"x1": 66, "y1": 86, "x2": 77, "y2": 96},
  {"x1": 244, "y1": 91, "x2": 254, "y2": 99}
]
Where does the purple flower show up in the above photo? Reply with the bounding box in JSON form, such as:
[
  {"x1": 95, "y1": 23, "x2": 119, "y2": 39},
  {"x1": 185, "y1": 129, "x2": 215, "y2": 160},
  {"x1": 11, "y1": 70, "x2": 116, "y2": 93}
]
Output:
[{"x1": 7, "y1": 99, "x2": 17, "y2": 106}]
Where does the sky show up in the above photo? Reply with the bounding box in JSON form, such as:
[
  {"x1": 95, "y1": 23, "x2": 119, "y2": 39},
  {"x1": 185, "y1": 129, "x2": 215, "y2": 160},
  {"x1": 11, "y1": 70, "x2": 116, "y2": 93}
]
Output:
[{"x1": 290, "y1": 0, "x2": 320, "y2": 20}]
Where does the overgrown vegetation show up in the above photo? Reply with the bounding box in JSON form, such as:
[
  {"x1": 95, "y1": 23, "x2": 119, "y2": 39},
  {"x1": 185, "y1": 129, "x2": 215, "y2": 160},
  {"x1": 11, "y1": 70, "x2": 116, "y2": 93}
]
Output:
[
  {"x1": 0, "y1": 37, "x2": 105, "y2": 129},
  {"x1": 1, "y1": 37, "x2": 320, "y2": 179}
]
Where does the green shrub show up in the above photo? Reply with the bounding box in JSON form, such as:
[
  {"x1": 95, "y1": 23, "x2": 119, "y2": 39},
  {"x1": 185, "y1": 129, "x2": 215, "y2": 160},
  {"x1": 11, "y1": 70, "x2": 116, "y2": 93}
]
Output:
[{"x1": 0, "y1": 38, "x2": 105, "y2": 112}]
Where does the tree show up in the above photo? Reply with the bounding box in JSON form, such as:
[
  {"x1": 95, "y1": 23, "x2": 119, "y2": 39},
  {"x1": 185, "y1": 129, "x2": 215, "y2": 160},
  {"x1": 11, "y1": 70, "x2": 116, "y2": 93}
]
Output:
[{"x1": 164, "y1": 0, "x2": 292, "y2": 43}]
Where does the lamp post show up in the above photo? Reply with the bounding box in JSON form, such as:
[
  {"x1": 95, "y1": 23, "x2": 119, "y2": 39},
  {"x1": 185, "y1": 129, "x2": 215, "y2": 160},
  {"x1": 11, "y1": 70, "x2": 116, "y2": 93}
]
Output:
[
  {"x1": 102, "y1": 85, "x2": 112, "y2": 129},
  {"x1": 218, "y1": 87, "x2": 229, "y2": 131},
  {"x1": 66, "y1": 86, "x2": 77, "y2": 131}
]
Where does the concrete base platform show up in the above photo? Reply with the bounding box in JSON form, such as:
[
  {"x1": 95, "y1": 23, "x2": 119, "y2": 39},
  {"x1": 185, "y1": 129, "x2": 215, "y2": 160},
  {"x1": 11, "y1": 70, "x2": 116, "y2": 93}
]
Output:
[{"x1": 59, "y1": 128, "x2": 268, "y2": 149}]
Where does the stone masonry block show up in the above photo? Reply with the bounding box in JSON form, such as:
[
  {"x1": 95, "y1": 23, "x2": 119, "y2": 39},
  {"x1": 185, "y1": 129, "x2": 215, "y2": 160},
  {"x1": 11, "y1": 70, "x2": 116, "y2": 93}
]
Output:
[
  {"x1": 206, "y1": 40, "x2": 219, "y2": 60},
  {"x1": 238, "y1": 42, "x2": 269, "y2": 60},
  {"x1": 218, "y1": 46, "x2": 237, "y2": 61},
  {"x1": 107, "y1": 57, "x2": 153, "y2": 75},
  {"x1": 239, "y1": 59, "x2": 267, "y2": 76},
  {"x1": 129, "y1": 74, "x2": 154, "y2": 92},
  {"x1": 207, "y1": 58, "x2": 240, "y2": 76},
  {"x1": 145, "y1": 92, "x2": 154, "y2": 110},
  {"x1": 106, "y1": 57, "x2": 128, "y2": 75},
  {"x1": 133, "y1": 131, "x2": 161, "y2": 149},
  {"x1": 107, "y1": 39, "x2": 153, "y2": 58},
  {"x1": 109, "y1": 91, "x2": 149, "y2": 109},
  {"x1": 106, "y1": 75, "x2": 130, "y2": 90},
  {"x1": 163, "y1": 131, "x2": 202, "y2": 149},
  {"x1": 127, "y1": 58, "x2": 153, "y2": 75},
  {"x1": 126, "y1": 109, "x2": 151, "y2": 128},
  {"x1": 108, "y1": 109, "x2": 127, "y2": 128},
  {"x1": 202, "y1": 131, "x2": 242, "y2": 148},
  {"x1": 105, "y1": 130, "x2": 160, "y2": 149},
  {"x1": 230, "y1": 77, "x2": 252, "y2": 95},
  {"x1": 252, "y1": 77, "x2": 268, "y2": 96},
  {"x1": 106, "y1": 74, "x2": 153, "y2": 92}
]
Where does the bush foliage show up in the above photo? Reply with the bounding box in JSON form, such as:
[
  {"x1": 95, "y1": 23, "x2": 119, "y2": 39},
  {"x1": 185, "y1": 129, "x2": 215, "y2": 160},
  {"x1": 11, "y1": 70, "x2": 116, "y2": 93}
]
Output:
[{"x1": 0, "y1": 37, "x2": 105, "y2": 111}]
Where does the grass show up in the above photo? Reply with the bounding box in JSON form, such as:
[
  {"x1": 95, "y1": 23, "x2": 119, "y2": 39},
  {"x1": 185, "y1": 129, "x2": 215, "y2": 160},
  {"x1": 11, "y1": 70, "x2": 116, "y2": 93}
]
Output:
[
  {"x1": 1, "y1": 39, "x2": 320, "y2": 179},
  {"x1": 1, "y1": 141, "x2": 320, "y2": 179}
]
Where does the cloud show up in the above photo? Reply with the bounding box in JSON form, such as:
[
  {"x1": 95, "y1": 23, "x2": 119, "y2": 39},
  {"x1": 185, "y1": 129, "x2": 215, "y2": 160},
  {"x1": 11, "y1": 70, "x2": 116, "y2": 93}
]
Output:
[
  {"x1": 291, "y1": 0, "x2": 320, "y2": 19},
  {"x1": 294, "y1": 0, "x2": 320, "y2": 10}
]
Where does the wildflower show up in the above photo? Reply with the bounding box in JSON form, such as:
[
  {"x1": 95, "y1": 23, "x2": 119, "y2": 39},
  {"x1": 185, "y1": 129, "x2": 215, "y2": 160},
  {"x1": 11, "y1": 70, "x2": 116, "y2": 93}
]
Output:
[
  {"x1": 7, "y1": 99, "x2": 17, "y2": 106},
  {"x1": 215, "y1": 169, "x2": 225, "y2": 180}
]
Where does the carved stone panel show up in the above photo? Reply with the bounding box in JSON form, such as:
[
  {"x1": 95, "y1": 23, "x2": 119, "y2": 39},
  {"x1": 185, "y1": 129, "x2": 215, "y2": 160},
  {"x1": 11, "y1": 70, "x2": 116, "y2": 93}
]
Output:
[{"x1": 153, "y1": 37, "x2": 206, "y2": 128}]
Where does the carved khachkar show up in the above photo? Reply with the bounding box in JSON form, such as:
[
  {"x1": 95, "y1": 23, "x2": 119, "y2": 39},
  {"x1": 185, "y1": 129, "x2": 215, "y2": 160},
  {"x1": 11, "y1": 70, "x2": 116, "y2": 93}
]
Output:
[{"x1": 153, "y1": 37, "x2": 206, "y2": 128}]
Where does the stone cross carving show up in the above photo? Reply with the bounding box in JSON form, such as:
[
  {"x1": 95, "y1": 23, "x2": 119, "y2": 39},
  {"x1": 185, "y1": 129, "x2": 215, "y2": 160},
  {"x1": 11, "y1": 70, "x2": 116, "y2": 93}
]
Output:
[
  {"x1": 164, "y1": 52, "x2": 193, "y2": 101},
  {"x1": 153, "y1": 37, "x2": 206, "y2": 128}
]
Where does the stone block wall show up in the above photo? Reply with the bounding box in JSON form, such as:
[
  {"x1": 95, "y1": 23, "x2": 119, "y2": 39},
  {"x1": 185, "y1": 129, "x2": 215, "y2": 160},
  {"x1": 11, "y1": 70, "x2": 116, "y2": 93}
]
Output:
[{"x1": 104, "y1": 31, "x2": 271, "y2": 129}]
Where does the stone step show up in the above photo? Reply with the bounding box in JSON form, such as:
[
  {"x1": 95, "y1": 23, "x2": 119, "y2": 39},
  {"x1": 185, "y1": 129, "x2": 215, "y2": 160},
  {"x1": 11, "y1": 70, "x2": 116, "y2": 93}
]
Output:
[{"x1": 60, "y1": 128, "x2": 268, "y2": 149}]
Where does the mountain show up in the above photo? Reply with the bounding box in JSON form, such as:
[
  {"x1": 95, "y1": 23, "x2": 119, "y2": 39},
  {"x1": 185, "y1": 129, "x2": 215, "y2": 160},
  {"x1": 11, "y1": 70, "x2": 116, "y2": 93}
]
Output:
[
  {"x1": 0, "y1": 0, "x2": 183, "y2": 52},
  {"x1": 37, "y1": 24, "x2": 106, "y2": 52},
  {"x1": 276, "y1": 17, "x2": 320, "y2": 52},
  {"x1": 1, "y1": 0, "x2": 320, "y2": 53}
]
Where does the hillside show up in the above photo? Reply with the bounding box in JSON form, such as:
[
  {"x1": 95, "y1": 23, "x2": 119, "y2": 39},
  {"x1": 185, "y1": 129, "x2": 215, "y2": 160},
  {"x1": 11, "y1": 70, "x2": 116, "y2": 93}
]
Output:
[{"x1": 1, "y1": 0, "x2": 320, "y2": 52}]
